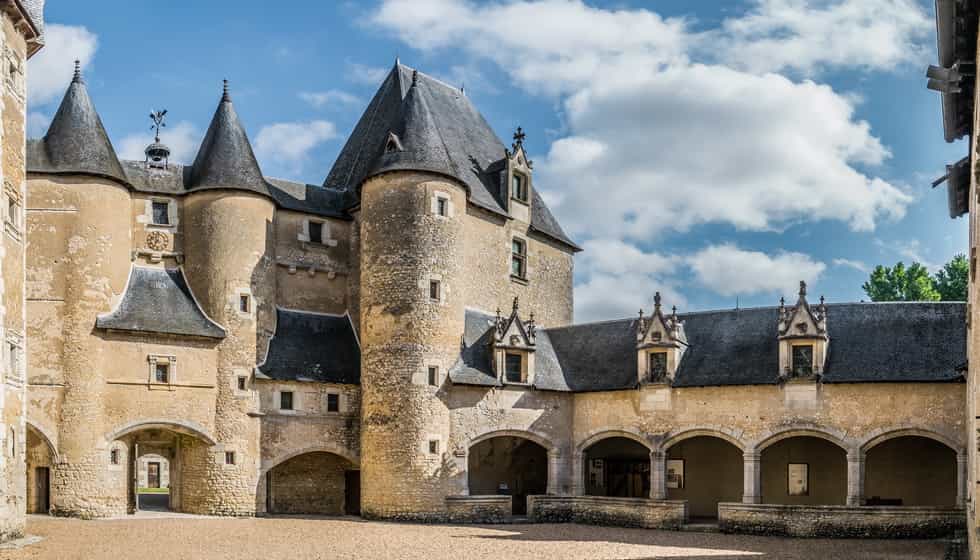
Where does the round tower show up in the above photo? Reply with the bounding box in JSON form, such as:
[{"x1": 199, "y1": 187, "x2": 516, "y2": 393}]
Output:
[
  {"x1": 180, "y1": 82, "x2": 272, "y2": 515},
  {"x1": 358, "y1": 73, "x2": 465, "y2": 519}
]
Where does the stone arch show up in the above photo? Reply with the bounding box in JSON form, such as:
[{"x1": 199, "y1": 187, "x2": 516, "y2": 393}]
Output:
[
  {"x1": 660, "y1": 426, "x2": 746, "y2": 453},
  {"x1": 106, "y1": 418, "x2": 216, "y2": 446},
  {"x1": 575, "y1": 427, "x2": 653, "y2": 454},
  {"x1": 260, "y1": 445, "x2": 361, "y2": 516},
  {"x1": 26, "y1": 422, "x2": 59, "y2": 462},
  {"x1": 748, "y1": 424, "x2": 855, "y2": 455},
  {"x1": 860, "y1": 426, "x2": 963, "y2": 456},
  {"x1": 261, "y1": 445, "x2": 360, "y2": 475},
  {"x1": 468, "y1": 429, "x2": 558, "y2": 455}
]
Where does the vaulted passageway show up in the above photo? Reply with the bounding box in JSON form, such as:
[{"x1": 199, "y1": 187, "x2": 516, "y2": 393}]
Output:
[
  {"x1": 468, "y1": 436, "x2": 548, "y2": 515},
  {"x1": 761, "y1": 436, "x2": 846, "y2": 505},
  {"x1": 864, "y1": 436, "x2": 957, "y2": 506},
  {"x1": 265, "y1": 451, "x2": 358, "y2": 515},
  {"x1": 583, "y1": 437, "x2": 650, "y2": 499},
  {"x1": 665, "y1": 436, "x2": 742, "y2": 518}
]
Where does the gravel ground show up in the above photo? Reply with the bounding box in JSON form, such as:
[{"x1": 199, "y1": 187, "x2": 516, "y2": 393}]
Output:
[{"x1": 1, "y1": 515, "x2": 945, "y2": 560}]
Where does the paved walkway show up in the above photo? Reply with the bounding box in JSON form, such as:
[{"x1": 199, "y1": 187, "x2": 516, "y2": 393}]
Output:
[{"x1": 4, "y1": 515, "x2": 947, "y2": 560}]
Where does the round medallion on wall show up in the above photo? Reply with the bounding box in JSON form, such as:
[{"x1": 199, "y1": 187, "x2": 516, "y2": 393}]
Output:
[{"x1": 146, "y1": 230, "x2": 169, "y2": 252}]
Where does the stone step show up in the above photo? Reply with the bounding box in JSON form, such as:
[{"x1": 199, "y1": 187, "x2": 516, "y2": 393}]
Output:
[{"x1": 680, "y1": 522, "x2": 720, "y2": 533}]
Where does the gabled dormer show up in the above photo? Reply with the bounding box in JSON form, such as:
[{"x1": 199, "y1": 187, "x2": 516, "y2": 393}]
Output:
[
  {"x1": 636, "y1": 293, "x2": 687, "y2": 385},
  {"x1": 502, "y1": 127, "x2": 533, "y2": 223},
  {"x1": 777, "y1": 281, "x2": 829, "y2": 381},
  {"x1": 491, "y1": 297, "x2": 536, "y2": 386}
]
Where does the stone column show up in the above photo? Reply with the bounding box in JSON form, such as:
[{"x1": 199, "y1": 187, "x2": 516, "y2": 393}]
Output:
[
  {"x1": 957, "y1": 452, "x2": 967, "y2": 507},
  {"x1": 742, "y1": 451, "x2": 761, "y2": 504},
  {"x1": 547, "y1": 449, "x2": 561, "y2": 495},
  {"x1": 571, "y1": 452, "x2": 585, "y2": 496},
  {"x1": 457, "y1": 451, "x2": 469, "y2": 496},
  {"x1": 650, "y1": 450, "x2": 666, "y2": 500},
  {"x1": 846, "y1": 451, "x2": 864, "y2": 506}
]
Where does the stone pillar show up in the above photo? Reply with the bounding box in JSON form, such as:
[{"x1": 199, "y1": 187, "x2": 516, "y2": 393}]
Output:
[
  {"x1": 846, "y1": 451, "x2": 864, "y2": 506},
  {"x1": 571, "y1": 452, "x2": 585, "y2": 496},
  {"x1": 957, "y1": 452, "x2": 967, "y2": 507},
  {"x1": 650, "y1": 450, "x2": 666, "y2": 500},
  {"x1": 742, "y1": 451, "x2": 761, "y2": 504},
  {"x1": 547, "y1": 449, "x2": 561, "y2": 495}
]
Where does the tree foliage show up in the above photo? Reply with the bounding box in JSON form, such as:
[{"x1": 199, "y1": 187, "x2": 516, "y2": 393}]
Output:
[{"x1": 862, "y1": 255, "x2": 967, "y2": 302}]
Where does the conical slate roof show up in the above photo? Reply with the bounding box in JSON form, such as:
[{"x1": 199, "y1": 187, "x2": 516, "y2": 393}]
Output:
[
  {"x1": 187, "y1": 82, "x2": 266, "y2": 192},
  {"x1": 31, "y1": 65, "x2": 127, "y2": 185}
]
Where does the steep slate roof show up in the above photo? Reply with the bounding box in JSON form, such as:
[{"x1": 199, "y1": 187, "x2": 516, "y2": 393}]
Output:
[
  {"x1": 96, "y1": 267, "x2": 225, "y2": 339},
  {"x1": 186, "y1": 85, "x2": 267, "y2": 194},
  {"x1": 256, "y1": 308, "x2": 360, "y2": 384},
  {"x1": 323, "y1": 63, "x2": 578, "y2": 251},
  {"x1": 450, "y1": 303, "x2": 966, "y2": 391}
]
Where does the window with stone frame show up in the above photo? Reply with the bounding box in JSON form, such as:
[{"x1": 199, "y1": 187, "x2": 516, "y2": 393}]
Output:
[
  {"x1": 791, "y1": 344, "x2": 814, "y2": 377},
  {"x1": 429, "y1": 279, "x2": 441, "y2": 302},
  {"x1": 148, "y1": 355, "x2": 175, "y2": 385},
  {"x1": 428, "y1": 439, "x2": 439, "y2": 455},
  {"x1": 505, "y1": 353, "x2": 524, "y2": 383},
  {"x1": 427, "y1": 366, "x2": 439, "y2": 386},
  {"x1": 326, "y1": 393, "x2": 340, "y2": 413},
  {"x1": 280, "y1": 391, "x2": 294, "y2": 411},
  {"x1": 512, "y1": 173, "x2": 528, "y2": 203},
  {"x1": 436, "y1": 196, "x2": 448, "y2": 217},
  {"x1": 151, "y1": 201, "x2": 170, "y2": 225},
  {"x1": 110, "y1": 449, "x2": 120, "y2": 465},
  {"x1": 308, "y1": 220, "x2": 324, "y2": 244},
  {"x1": 511, "y1": 238, "x2": 527, "y2": 279},
  {"x1": 237, "y1": 375, "x2": 248, "y2": 391},
  {"x1": 648, "y1": 351, "x2": 668, "y2": 382},
  {"x1": 225, "y1": 451, "x2": 236, "y2": 465},
  {"x1": 155, "y1": 362, "x2": 170, "y2": 384}
]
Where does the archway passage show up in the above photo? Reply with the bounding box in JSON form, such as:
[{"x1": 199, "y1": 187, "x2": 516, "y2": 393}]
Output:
[
  {"x1": 584, "y1": 437, "x2": 650, "y2": 499},
  {"x1": 266, "y1": 452, "x2": 357, "y2": 515},
  {"x1": 761, "y1": 436, "x2": 846, "y2": 505},
  {"x1": 864, "y1": 436, "x2": 957, "y2": 506},
  {"x1": 666, "y1": 436, "x2": 742, "y2": 519},
  {"x1": 118, "y1": 426, "x2": 214, "y2": 514},
  {"x1": 26, "y1": 425, "x2": 54, "y2": 514},
  {"x1": 468, "y1": 436, "x2": 548, "y2": 515},
  {"x1": 137, "y1": 454, "x2": 171, "y2": 511}
]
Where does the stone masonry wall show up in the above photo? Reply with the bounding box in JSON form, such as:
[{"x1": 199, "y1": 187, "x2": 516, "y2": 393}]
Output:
[
  {"x1": 719, "y1": 503, "x2": 965, "y2": 538},
  {"x1": 529, "y1": 495, "x2": 688, "y2": 529},
  {"x1": 266, "y1": 452, "x2": 351, "y2": 515}
]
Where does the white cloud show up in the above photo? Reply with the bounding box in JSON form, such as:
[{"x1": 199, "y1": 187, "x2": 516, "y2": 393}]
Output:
[
  {"x1": 299, "y1": 90, "x2": 362, "y2": 109},
  {"x1": 832, "y1": 258, "x2": 869, "y2": 273},
  {"x1": 874, "y1": 238, "x2": 939, "y2": 270},
  {"x1": 345, "y1": 62, "x2": 389, "y2": 86},
  {"x1": 371, "y1": 0, "x2": 916, "y2": 241},
  {"x1": 118, "y1": 121, "x2": 201, "y2": 165},
  {"x1": 254, "y1": 120, "x2": 337, "y2": 172},
  {"x1": 27, "y1": 111, "x2": 50, "y2": 138},
  {"x1": 688, "y1": 244, "x2": 826, "y2": 297},
  {"x1": 27, "y1": 24, "x2": 98, "y2": 106},
  {"x1": 715, "y1": 0, "x2": 932, "y2": 75}
]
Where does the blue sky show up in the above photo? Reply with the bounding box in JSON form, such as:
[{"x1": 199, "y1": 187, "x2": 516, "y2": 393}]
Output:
[{"x1": 29, "y1": 0, "x2": 968, "y2": 322}]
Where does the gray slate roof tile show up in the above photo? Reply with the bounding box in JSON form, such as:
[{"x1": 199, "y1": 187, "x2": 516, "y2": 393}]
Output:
[{"x1": 256, "y1": 308, "x2": 360, "y2": 384}]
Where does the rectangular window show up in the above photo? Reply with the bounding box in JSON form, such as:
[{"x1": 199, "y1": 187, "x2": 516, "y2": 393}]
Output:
[
  {"x1": 225, "y1": 451, "x2": 236, "y2": 465},
  {"x1": 791, "y1": 345, "x2": 813, "y2": 377},
  {"x1": 505, "y1": 353, "x2": 523, "y2": 383},
  {"x1": 427, "y1": 366, "x2": 438, "y2": 386},
  {"x1": 436, "y1": 197, "x2": 448, "y2": 217},
  {"x1": 110, "y1": 449, "x2": 119, "y2": 465},
  {"x1": 326, "y1": 393, "x2": 340, "y2": 412},
  {"x1": 649, "y1": 352, "x2": 667, "y2": 381},
  {"x1": 280, "y1": 391, "x2": 294, "y2": 411},
  {"x1": 239, "y1": 294, "x2": 251, "y2": 313},
  {"x1": 511, "y1": 238, "x2": 527, "y2": 279},
  {"x1": 7, "y1": 342, "x2": 16, "y2": 378},
  {"x1": 154, "y1": 362, "x2": 170, "y2": 384},
  {"x1": 428, "y1": 440, "x2": 439, "y2": 455},
  {"x1": 512, "y1": 174, "x2": 527, "y2": 202},
  {"x1": 151, "y1": 201, "x2": 170, "y2": 225},
  {"x1": 429, "y1": 280, "x2": 441, "y2": 302},
  {"x1": 308, "y1": 221, "x2": 323, "y2": 243},
  {"x1": 237, "y1": 376, "x2": 247, "y2": 391}
]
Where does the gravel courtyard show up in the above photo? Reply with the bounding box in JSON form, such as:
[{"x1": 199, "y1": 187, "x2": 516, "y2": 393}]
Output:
[{"x1": 1, "y1": 515, "x2": 946, "y2": 560}]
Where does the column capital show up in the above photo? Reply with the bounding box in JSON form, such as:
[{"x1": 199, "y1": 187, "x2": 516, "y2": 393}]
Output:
[
  {"x1": 742, "y1": 450, "x2": 760, "y2": 461},
  {"x1": 649, "y1": 449, "x2": 666, "y2": 459},
  {"x1": 547, "y1": 448, "x2": 562, "y2": 459}
]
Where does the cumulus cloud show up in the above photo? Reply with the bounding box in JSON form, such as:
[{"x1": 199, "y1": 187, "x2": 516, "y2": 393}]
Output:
[
  {"x1": 299, "y1": 90, "x2": 362, "y2": 109},
  {"x1": 27, "y1": 24, "x2": 98, "y2": 106},
  {"x1": 254, "y1": 120, "x2": 337, "y2": 173},
  {"x1": 118, "y1": 121, "x2": 202, "y2": 165},
  {"x1": 688, "y1": 244, "x2": 826, "y2": 297}
]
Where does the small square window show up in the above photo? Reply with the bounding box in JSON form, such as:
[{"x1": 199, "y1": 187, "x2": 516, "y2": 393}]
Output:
[
  {"x1": 512, "y1": 174, "x2": 527, "y2": 202},
  {"x1": 505, "y1": 353, "x2": 523, "y2": 383},
  {"x1": 436, "y1": 197, "x2": 448, "y2": 217},
  {"x1": 429, "y1": 280, "x2": 441, "y2": 302},
  {"x1": 225, "y1": 451, "x2": 236, "y2": 465},
  {"x1": 791, "y1": 345, "x2": 813, "y2": 377},
  {"x1": 237, "y1": 376, "x2": 247, "y2": 391},
  {"x1": 309, "y1": 221, "x2": 324, "y2": 244},
  {"x1": 151, "y1": 201, "x2": 170, "y2": 225},
  {"x1": 280, "y1": 391, "x2": 294, "y2": 411},
  {"x1": 427, "y1": 366, "x2": 438, "y2": 386},
  {"x1": 110, "y1": 449, "x2": 119, "y2": 465},
  {"x1": 239, "y1": 294, "x2": 251, "y2": 313},
  {"x1": 326, "y1": 393, "x2": 340, "y2": 412},
  {"x1": 155, "y1": 362, "x2": 170, "y2": 384},
  {"x1": 428, "y1": 440, "x2": 439, "y2": 455}
]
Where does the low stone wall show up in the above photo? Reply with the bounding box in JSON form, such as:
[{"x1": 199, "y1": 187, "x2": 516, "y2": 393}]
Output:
[
  {"x1": 528, "y1": 495, "x2": 688, "y2": 529},
  {"x1": 718, "y1": 503, "x2": 966, "y2": 538},
  {"x1": 445, "y1": 496, "x2": 512, "y2": 523}
]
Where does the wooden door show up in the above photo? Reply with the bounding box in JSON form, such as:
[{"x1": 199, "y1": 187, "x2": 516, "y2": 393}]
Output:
[
  {"x1": 34, "y1": 467, "x2": 49, "y2": 513},
  {"x1": 344, "y1": 470, "x2": 360, "y2": 515}
]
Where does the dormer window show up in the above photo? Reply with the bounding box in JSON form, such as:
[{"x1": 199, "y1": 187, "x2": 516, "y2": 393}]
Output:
[
  {"x1": 791, "y1": 345, "x2": 813, "y2": 377},
  {"x1": 492, "y1": 298, "x2": 537, "y2": 386},
  {"x1": 777, "y1": 281, "x2": 828, "y2": 381},
  {"x1": 505, "y1": 353, "x2": 524, "y2": 383},
  {"x1": 636, "y1": 293, "x2": 687, "y2": 386},
  {"x1": 512, "y1": 173, "x2": 528, "y2": 203},
  {"x1": 649, "y1": 351, "x2": 667, "y2": 382}
]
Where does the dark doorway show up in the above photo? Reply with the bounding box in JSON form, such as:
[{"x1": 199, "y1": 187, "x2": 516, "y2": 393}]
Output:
[
  {"x1": 467, "y1": 436, "x2": 548, "y2": 515},
  {"x1": 584, "y1": 437, "x2": 650, "y2": 498},
  {"x1": 34, "y1": 467, "x2": 49, "y2": 513},
  {"x1": 147, "y1": 462, "x2": 161, "y2": 488},
  {"x1": 266, "y1": 452, "x2": 354, "y2": 515},
  {"x1": 345, "y1": 470, "x2": 361, "y2": 515}
]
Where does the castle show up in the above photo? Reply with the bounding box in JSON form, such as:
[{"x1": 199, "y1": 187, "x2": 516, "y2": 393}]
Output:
[{"x1": 0, "y1": 1, "x2": 973, "y2": 545}]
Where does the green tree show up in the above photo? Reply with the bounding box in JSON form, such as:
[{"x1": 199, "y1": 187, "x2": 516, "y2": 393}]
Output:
[
  {"x1": 933, "y1": 254, "x2": 968, "y2": 301},
  {"x1": 862, "y1": 261, "x2": 941, "y2": 302}
]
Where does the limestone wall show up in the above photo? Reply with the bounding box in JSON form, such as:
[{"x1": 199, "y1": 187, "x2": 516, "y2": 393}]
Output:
[
  {"x1": 273, "y1": 210, "x2": 350, "y2": 315},
  {"x1": 718, "y1": 503, "x2": 965, "y2": 538},
  {"x1": 266, "y1": 452, "x2": 352, "y2": 515},
  {"x1": 528, "y1": 495, "x2": 688, "y2": 529}
]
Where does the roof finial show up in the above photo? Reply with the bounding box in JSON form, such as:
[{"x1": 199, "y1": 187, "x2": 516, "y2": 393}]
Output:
[
  {"x1": 512, "y1": 126, "x2": 526, "y2": 151},
  {"x1": 72, "y1": 59, "x2": 82, "y2": 84},
  {"x1": 799, "y1": 280, "x2": 807, "y2": 297},
  {"x1": 221, "y1": 79, "x2": 230, "y2": 102},
  {"x1": 654, "y1": 291, "x2": 662, "y2": 312},
  {"x1": 512, "y1": 296, "x2": 519, "y2": 313},
  {"x1": 411, "y1": 69, "x2": 418, "y2": 87}
]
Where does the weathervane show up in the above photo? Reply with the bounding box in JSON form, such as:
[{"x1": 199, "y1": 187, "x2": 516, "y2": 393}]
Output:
[
  {"x1": 149, "y1": 109, "x2": 167, "y2": 143},
  {"x1": 512, "y1": 126, "x2": 526, "y2": 151}
]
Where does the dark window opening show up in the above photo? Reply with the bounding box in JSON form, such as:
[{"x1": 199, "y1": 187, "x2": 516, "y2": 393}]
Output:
[
  {"x1": 280, "y1": 391, "x2": 294, "y2": 410},
  {"x1": 649, "y1": 352, "x2": 667, "y2": 381},
  {"x1": 237, "y1": 376, "x2": 247, "y2": 391},
  {"x1": 155, "y1": 362, "x2": 170, "y2": 384},
  {"x1": 428, "y1": 440, "x2": 439, "y2": 455},
  {"x1": 505, "y1": 353, "x2": 523, "y2": 383},
  {"x1": 239, "y1": 294, "x2": 250, "y2": 313},
  {"x1": 225, "y1": 451, "x2": 236, "y2": 465},
  {"x1": 110, "y1": 449, "x2": 119, "y2": 465},
  {"x1": 791, "y1": 345, "x2": 813, "y2": 377},
  {"x1": 429, "y1": 280, "x2": 441, "y2": 302},
  {"x1": 327, "y1": 393, "x2": 340, "y2": 412},
  {"x1": 151, "y1": 201, "x2": 170, "y2": 225},
  {"x1": 512, "y1": 174, "x2": 527, "y2": 202},
  {"x1": 428, "y1": 366, "x2": 438, "y2": 386},
  {"x1": 309, "y1": 221, "x2": 324, "y2": 243},
  {"x1": 511, "y1": 238, "x2": 527, "y2": 279},
  {"x1": 437, "y1": 197, "x2": 448, "y2": 217}
]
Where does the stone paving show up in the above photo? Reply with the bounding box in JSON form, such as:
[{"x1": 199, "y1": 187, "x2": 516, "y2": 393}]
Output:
[{"x1": 1, "y1": 515, "x2": 946, "y2": 560}]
